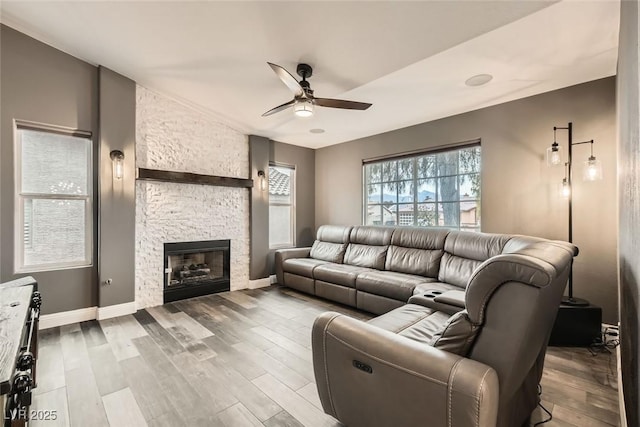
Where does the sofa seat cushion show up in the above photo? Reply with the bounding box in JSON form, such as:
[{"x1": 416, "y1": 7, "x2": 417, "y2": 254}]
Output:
[
  {"x1": 356, "y1": 271, "x2": 435, "y2": 302},
  {"x1": 367, "y1": 303, "x2": 450, "y2": 346},
  {"x1": 282, "y1": 258, "x2": 328, "y2": 278},
  {"x1": 367, "y1": 303, "x2": 475, "y2": 355},
  {"x1": 314, "y1": 263, "x2": 373, "y2": 288}
]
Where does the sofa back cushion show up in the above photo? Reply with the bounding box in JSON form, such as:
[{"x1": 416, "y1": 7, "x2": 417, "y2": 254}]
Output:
[
  {"x1": 344, "y1": 226, "x2": 393, "y2": 269},
  {"x1": 429, "y1": 310, "x2": 478, "y2": 356},
  {"x1": 385, "y1": 228, "x2": 449, "y2": 277},
  {"x1": 310, "y1": 241, "x2": 347, "y2": 263},
  {"x1": 309, "y1": 225, "x2": 352, "y2": 263},
  {"x1": 438, "y1": 231, "x2": 511, "y2": 288}
]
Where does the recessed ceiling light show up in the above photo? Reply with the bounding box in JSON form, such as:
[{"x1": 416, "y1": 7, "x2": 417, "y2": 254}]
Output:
[
  {"x1": 465, "y1": 74, "x2": 493, "y2": 87},
  {"x1": 310, "y1": 128, "x2": 325, "y2": 134}
]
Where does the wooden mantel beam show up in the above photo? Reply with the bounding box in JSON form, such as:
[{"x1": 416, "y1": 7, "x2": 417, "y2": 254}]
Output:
[{"x1": 136, "y1": 168, "x2": 254, "y2": 189}]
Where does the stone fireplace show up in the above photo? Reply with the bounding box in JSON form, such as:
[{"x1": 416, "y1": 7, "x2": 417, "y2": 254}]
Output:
[
  {"x1": 135, "y1": 85, "x2": 250, "y2": 309},
  {"x1": 164, "y1": 240, "x2": 230, "y2": 303}
]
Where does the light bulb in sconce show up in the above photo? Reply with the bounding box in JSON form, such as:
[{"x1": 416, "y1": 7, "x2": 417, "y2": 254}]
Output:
[
  {"x1": 110, "y1": 150, "x2": 124, "y2": 180},
  {"x1": 560, "y1": 178, "x2": 571, "y2": 199},
  {"x1": 257, "y1": 170, "x2": 267, "y2": 192},
  {"x1": 546, "y1": 142, "x2": 563, "y2": 166},
  {"x1": 583, "y1": 155, "x2": 602, "y2": 181}
]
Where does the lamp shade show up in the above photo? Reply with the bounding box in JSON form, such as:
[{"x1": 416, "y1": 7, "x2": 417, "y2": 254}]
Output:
[
  {"x1": 257, "y1": 170, "x2": 267, "y2": 191},
  {"x1": 294, "y1": 99, "x2": 314, "y2": 117},
  {"x1": 583, "y1": 156, "x2": 602, "y2": 181},
  {"x1": 546, "y1": 143, "x2": 563, "y2": 166},
  {"x1": 559, "y1": 179, "x2": 570, "y2": 198},
  {"x1": 110, "y1": 150, "x2": 125, "y2": 180}
]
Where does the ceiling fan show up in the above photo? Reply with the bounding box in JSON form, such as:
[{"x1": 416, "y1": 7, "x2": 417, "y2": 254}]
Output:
[{"x1": 262, "y1": 62, "x2": 372, "y2": 118}]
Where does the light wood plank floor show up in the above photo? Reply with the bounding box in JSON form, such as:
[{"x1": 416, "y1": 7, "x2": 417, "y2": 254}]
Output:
[{"x1": 32, "y1": 286, "x2": 619, "y2": 427}]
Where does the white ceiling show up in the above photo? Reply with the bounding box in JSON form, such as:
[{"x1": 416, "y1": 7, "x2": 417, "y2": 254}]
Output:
[{"x1": 1, "y1": 1, "x2": 620, "y2": 149}]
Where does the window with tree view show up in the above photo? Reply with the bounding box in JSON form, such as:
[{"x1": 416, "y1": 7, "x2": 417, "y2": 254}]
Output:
[{"x1": 363, "y1": 145, "x2": 481, "y2": 231}]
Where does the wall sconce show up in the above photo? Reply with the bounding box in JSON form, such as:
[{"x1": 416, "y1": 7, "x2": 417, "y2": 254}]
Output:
[
  {"x1": 110, "y1": 150, "x2": 124, "y2": 180},
  {"x1": 545, "y1": 122, "x2": 602, "y2": 307},
  {"x1": 257, "y1": 170, "x2": 267, "y2": 191}
]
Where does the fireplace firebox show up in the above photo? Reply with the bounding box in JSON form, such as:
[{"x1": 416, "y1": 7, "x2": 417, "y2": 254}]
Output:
[{"x1": 163, "y1": 240, "x2": 230, "y2": 303}]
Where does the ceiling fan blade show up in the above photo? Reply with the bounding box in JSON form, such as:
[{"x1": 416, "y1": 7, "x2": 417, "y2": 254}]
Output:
[
  {"x1": 314, "y1": 98, "x2": 372, "y2": 110},
  {"x1": 262, "y1": 99, "x2": 296, "y2": 117},
  {"x1": 268, "y1": 62, "x2": 305, "y2": 98}
]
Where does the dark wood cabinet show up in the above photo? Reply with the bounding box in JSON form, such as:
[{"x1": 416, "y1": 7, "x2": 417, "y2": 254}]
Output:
[{"x1": 1, "y1": 277, "x2": 40, "y2": 427}]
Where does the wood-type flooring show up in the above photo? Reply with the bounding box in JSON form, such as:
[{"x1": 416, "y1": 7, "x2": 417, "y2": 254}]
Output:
[{"x1": 30, "y1": 286, "x2": 620, "y2": 427}]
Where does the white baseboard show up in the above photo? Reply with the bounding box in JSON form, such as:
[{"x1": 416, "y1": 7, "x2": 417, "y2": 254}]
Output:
[
  {"x1": 617, "y1": 330, "x2": 628, "y2": 426},
  {"x1": 248, "y1": 278, "x2": 271, "y2": 289},
  {"x1": 39, "y1": 306, "x2": 97, "y2": 330},
  {"x1": 39, "y1": 301, "x2": 137, "y2": 329},
  {"x1": 269, "y1": 274, "x2": 277, "y2": 284},
  {"x1": 97, "y1": 301, "x2": 137, "y2": 320}
]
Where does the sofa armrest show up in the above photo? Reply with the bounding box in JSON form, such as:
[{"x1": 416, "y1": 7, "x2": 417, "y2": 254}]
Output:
[
  {"x1": 274, "y1": 247, "x2": 311, "y2": 285},
  {"x1": 465, "y1": 248, "x2": 573, "y2": 324},
  {"x1": 312, "y1": 312, "x2": 498, "y2": 427}
]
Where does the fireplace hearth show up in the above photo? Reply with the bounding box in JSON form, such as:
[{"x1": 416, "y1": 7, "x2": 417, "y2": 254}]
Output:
[{"x1": 163, "y1": 240, "x2": 230, "y2": 303}]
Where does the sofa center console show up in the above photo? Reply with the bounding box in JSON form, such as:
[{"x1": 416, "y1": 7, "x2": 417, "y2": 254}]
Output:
[{"x1": 408, "y1": 289, "x2": 466, "y2": 315}]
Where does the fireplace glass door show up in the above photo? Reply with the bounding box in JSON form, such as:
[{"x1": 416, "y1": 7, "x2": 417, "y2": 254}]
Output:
[{"x1": 163, "y1": 240, "x2": 230, "y2": 303}]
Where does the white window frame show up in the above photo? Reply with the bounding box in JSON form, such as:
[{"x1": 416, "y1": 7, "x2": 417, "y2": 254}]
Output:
[
  {"x1": 362, "y1": 142, "x2": 481, "y2": 231},
  {"x1": 269, "y1": 162, "x2": 296, "y2": 249},
  {"x1": 14, "y1": 120, "x2": 94, "y2": 273}
]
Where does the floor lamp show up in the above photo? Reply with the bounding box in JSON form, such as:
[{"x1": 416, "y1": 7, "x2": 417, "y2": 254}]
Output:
[{"x1": 546, "y1": 122, "x2": 602, "y2": 306}]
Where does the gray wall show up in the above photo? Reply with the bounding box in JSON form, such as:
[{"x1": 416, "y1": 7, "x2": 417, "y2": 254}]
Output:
[
  {"x1": 316, "y1": 78, "x2": 618, "y2": 323},
  {"x1": 617, "y1": 1, "x2": 639, "y2": 424},
  {"x1": 1, "y1": 28, "x2": 137, "y2": 314},
  {"x1": 98, "y1": 67, "x2": 136, "y2": 307},
  {"x1": 249, "y1": 137, "x2": 315, "y2": 279},
  {"x1": 1, "y1": 25, "x2": 99, "y2": 315},
  {"x1": 249, "y1": 135, "x2": 270, "y2": 280},
  {"x1": 270, "y1": 141, "x2": 316, "y2": 248}
]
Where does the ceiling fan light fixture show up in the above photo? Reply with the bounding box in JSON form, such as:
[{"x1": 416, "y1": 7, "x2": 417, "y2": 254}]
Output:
[
  {"x1": 264, "y1": 62, "x2": 371, "y2": 117},
  {"x1": 294, "y1": 99, "x2": 314, "y2": 117}
]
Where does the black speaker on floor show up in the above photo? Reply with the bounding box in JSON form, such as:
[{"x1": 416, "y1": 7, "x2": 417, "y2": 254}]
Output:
[{"x1": 549, "y1": 304, "x2": 602, "y2": 347}]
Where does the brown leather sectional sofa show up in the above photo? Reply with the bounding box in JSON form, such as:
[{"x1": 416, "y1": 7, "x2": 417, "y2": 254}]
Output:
[
  {"x1": 275, "y1": 225, "x2": 578, "y2": 427},
  {"x1": 275, "y1": 225, "x2": 557, "y2": 315}
]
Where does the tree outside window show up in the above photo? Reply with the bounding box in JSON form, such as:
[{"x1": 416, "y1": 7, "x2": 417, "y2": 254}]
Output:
[{"x1": 363, "y1": 145, "x2": 481, "y2": 231}]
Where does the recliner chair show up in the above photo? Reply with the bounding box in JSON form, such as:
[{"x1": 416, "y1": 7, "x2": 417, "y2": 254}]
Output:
[{"x1": 311, "y1": 238, "x2": 577, "y2": 427}]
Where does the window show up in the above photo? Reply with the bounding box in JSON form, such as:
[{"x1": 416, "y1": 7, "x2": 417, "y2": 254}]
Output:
[
  {"x1": 363, "y1": 144, "x2": 481, "y2": 231},
  {"x1": 15, "y1": 123, "x2": 93, "y2": 272},
  {"x1": 269, "y1": 164, "x2": 295, "y2": 248}
]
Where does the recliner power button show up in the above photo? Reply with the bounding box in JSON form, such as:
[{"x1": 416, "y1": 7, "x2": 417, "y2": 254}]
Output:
[{"x1": 352, "y1": 360, "x2": 373, "y2": 374}]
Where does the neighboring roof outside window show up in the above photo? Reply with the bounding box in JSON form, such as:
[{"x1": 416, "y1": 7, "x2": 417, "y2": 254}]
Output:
[{"x1": 269, "y1": 166, "x2": 290, "y2": 196}]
